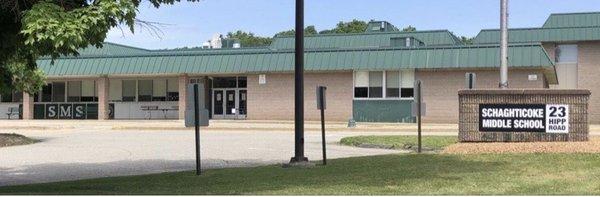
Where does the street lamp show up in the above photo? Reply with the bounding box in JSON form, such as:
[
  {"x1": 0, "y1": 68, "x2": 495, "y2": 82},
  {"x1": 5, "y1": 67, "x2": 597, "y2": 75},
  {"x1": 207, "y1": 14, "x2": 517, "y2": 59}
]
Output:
[{"x1": 290, "y1": 0, "x2": 308, "y2": 163}]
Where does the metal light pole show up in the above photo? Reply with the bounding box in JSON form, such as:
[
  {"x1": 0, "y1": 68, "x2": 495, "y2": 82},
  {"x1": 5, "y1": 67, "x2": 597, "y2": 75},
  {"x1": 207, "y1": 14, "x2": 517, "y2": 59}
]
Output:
[
  {"x1": 290, "y1": 0, "x2": 308, "y2": 163},
  {"x1": 499, "y1": 0, "x2": 509, "y2": 89}
]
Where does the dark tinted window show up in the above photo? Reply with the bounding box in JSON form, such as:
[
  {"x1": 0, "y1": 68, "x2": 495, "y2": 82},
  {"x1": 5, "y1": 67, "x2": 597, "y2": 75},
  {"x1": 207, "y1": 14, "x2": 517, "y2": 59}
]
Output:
[
  {"x1": 354, "y1": 87, "x2": 368, "y2": 98},
  {"x1": 213, "y1": 77, "x2": 237, "y2": 88},
  {"x1": 52, "y1": 82, "x2": 66, "y2": 102},
  {"x1": 401, "y1": 88, "x2": 414, "y2": 98}
]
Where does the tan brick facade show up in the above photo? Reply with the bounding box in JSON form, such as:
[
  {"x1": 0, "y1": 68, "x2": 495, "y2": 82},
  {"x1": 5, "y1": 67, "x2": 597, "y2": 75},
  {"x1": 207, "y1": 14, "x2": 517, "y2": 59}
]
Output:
[
  {"x1": 577, "y1": 41, "x2": 600, "y2": 123},
  {"x1": 246, "y1": 72, "x2": 353, "y2": 121},
  {"x1": 417, "y1": 69, "x2": 547, "y2": 123}
]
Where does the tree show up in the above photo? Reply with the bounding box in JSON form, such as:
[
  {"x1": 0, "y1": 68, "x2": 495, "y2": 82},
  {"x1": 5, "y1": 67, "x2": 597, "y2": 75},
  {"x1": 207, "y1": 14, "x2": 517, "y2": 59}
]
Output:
[
  {"x1": 402, "y1": 25, "x2": 417, "y2": 32},
  {"x1": 319, "y1": 20, "x2": 368, "y2": 34},
  {"x1": 226, "y1": 31, "x2": 273, "y2": 47},
  {"x1": 460, "y1": 36, "x2": 474, "y2": 45},
  {"x1": 274, "y1": 25, "x2": 318, "y2": 37},
  {"x1": 0, "y1": 0, "x2": 197, "y2": 94}
]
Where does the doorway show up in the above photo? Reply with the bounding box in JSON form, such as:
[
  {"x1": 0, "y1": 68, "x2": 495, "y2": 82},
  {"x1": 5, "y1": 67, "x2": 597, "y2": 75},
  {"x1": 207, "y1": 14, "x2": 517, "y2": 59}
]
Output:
[{"x1": 211, "y1": 76, "x2": 247, "y2": 119}]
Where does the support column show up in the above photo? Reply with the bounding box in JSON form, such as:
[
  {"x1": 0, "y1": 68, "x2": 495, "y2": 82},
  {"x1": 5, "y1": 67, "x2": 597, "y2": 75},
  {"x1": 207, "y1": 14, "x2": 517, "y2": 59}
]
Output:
[
  {"x1": 97, "y1": 77, "x2": 109, "y2": 120},
  {"x1": 22, "y1": 92, "x2": 34, "y2": 120},
  {"x1": 178, "y1": 74, "x2": 189, "y2": 120}
]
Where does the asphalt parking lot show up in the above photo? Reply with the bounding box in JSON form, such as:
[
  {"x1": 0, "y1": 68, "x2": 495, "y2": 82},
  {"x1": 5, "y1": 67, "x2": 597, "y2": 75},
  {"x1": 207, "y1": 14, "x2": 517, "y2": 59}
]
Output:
[{"x1": 0, "y1": 120, "x2": 407, "y2": 186}]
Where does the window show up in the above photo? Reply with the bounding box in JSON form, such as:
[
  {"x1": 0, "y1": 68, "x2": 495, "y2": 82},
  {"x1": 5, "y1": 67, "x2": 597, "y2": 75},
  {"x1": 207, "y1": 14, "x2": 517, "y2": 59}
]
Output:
[
  {"x1": 52, "y1": 82, "x2": 65, "y2": 102},
  {"x1": 81, "y1": 80, "x2": 96, "y2": 102},
  {"x1": 152, "y1": 79, "x2": 167, "y2": 101},
  {"x1": 167, "y1": 78, "x2": 179, "y2": 101},
  {"x1": 122, "y1": 80, "x2": 136, "y2": 102},
  {"x1": 386, "y1": 71, "x2": 400, "y2": 98},
  {"x1": 109, "y1": 79, "x2": 123, "y2": 102},
  {"x1": 354, "y1": 71, "x2": 369, "y2": 98},
  {"x1": 238, "y1": 77, "x2": 247, "y2": 88},
  {"x1": 213, "y1": 77, "x2": 237, "y2": 88},
  {"x1": 368, "y1": 71, "x2": 383, "y2": 98},
  {"x1": 138, "y1": 80, "x2": 153, "y2": 102},
  {"x1": 556, "y1": 44, "x2": 578, "y2": 63},
  {"x1": 67, "y1": 81, "x2": 82, "y2": 102},
  {"x1": 401, "y1": 70, "x2": 415, "y2": 98},
  {"x1": 42, "y1": 83, "x2": 52, "y2": 102},
  {"x1": 354, "y1": 70, "x2": 415, "y2": 99}
]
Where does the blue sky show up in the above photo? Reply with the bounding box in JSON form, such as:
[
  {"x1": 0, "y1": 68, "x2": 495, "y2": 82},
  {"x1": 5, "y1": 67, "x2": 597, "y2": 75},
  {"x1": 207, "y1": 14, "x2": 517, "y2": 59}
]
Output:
[{"x1": 106, "y1": 0, "x2": 600, "y2": 49}]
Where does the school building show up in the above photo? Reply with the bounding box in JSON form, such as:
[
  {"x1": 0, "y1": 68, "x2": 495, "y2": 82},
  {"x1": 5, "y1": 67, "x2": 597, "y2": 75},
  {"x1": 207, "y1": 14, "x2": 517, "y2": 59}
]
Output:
[{"x1": 1, "y1": 12, "x2": 599, "y2": 123}]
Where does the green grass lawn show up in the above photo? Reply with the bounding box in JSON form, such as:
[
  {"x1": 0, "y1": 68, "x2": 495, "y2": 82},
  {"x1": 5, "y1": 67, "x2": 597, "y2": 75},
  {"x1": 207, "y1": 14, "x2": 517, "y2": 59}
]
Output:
[
  {"x1": 2, "y1": 153, "x2": 600, "y2": 195},
  {"x1": 340, "y1": 135, "x2": 457, "y2": 151}
]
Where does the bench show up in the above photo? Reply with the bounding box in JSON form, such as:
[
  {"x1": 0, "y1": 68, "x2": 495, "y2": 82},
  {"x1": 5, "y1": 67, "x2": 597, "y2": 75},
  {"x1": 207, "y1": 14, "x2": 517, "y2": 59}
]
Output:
[
  {"x1": 140, "y1": 105, "x2": 159, "y2": 119},
  {"x1": 6, "y1": 107, "x2": 20, "y2": 119},
  {"x1": 140, "y1": 105, "x2": 179, "y2": 119}
]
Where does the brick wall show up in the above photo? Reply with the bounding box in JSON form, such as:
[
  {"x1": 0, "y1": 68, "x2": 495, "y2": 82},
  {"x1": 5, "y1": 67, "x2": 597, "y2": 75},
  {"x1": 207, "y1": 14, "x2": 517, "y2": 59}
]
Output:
[
  {"x1": 577, "y1": 41, "x2": 600, "y2": 123},
  {"x1": 417, "y1": 69, "x2": 547, "y2": 123},
  {"x1": 246, "y1": 72, "x2": 353, "y2": 121}
]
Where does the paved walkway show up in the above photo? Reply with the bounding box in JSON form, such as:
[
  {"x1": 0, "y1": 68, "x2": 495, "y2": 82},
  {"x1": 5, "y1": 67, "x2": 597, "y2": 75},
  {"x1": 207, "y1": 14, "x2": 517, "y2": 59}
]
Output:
[{"x1": 0, "y1": 120, "x2": 412, "y2": 186}]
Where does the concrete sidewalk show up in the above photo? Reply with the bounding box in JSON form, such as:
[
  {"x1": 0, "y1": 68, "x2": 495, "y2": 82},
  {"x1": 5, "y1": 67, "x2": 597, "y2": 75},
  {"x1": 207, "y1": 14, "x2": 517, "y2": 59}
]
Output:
[
  {"x1": 1, "y1": 119, "x2": 599, "y2": 134},
  {"x1": 0, "y1": 119, "x2": 459, "y2": 133}
]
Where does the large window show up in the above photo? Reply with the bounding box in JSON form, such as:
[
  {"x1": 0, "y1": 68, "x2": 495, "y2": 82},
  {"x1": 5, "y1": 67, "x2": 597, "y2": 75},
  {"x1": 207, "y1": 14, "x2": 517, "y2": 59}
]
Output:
[
  {"x1": 122, "y1": 80, "x2": 137, "y2": 102},
  {"x1": 354, "y1": 71, "x2": 369, "y2": 98},
  {"x1": 81, "y1": 80, "x2": 96, "y2": 102},
  {"x1": 41, "y1": 83, "x2": 52, "y2": 102},
  {"x1": 368, "y1": 71, "x2": 383, "y2": 98},
  {"x1": 354, "y1": 70, "x2": 414, "y2": 99},
  {"x1": 52, "y1": 82, "x2": 66, "y2": 102},
  {"x1": 555, "y1": 44, "x2": 578, "y2": 63},
  {"x1": 0, "y1": 91, "x2": 22, "y2": 103},
  {"x1": 386, "y1": 71, "x2": 400, "y2": 98},
  {"x1": 67, "y1": 81, "x2": 82, "y2": 102},
  {"x1": 119, "y1": 78, "x2": 179, "y2": 102},
  {"x1": 167, "y1": 78, "x2": 179, "y2": 101}
]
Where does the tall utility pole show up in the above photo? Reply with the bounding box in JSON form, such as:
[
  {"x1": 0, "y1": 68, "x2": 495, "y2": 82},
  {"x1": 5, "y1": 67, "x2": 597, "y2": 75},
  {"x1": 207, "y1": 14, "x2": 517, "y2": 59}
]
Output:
[
  {"x1": 290, "y1": 0, "x2": 308, "y2": 163},
  {"x1": 499, "y1": 0, "x2": 509, "y2": 89}
]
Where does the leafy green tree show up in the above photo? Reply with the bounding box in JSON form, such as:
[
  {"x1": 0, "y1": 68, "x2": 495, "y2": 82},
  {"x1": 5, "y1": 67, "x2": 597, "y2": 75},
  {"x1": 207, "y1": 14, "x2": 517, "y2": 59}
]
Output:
[
  {"x1": 0, "y1": 0, "x2": 197, "y2": 94},
  {"x1": 226, "y1": 31, "x2": 273, "y2": 47},
  {"x1": 402, "y1": 25, "x2": 417, "y2": 32},
  {"x1": 274, "y1": 25, "x2": 318, "y2": 37},
  {"x1": 319, "y1": 20, "x2": 368, "y2": 34},
  {"x1": 460, "y1": 36, "x2": 474, "y2": 45}
]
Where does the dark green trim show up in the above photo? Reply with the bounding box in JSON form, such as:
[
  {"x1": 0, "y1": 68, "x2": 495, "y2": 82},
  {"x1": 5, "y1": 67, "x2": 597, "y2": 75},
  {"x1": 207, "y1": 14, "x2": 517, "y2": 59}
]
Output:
[{"x1": 353, "y1": 100, "x2": 415, "y2": 123}]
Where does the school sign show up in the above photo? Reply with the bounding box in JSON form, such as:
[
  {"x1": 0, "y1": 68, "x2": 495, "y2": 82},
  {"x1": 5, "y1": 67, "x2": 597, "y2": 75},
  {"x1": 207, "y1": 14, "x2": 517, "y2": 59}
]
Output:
[{"x1": 458, "y1": 89, "x2": 589, "y2": 142}]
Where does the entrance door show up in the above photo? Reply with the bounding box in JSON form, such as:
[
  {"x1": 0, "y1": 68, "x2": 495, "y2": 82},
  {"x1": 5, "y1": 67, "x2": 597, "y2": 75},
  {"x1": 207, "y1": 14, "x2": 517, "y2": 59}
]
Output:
[
  {"x1": 224, "y1": 90, "x2": 236, "y2": 118},
  {"x1": 213, "y1": 90, "x2": 224, "y2": 118},
  {"x1": 211, "y1": 88, "x2": 247, "y2": 119}
]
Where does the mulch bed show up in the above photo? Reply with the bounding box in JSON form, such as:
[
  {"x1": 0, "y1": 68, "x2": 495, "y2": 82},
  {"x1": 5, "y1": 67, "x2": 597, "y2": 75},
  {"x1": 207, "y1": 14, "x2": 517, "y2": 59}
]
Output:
[
  {"x1": 0, "y1": 133, "x2": 38, "y2": 147},
  {"x1": 443, "y1": 136, "x2": 600, "y2": 154}
]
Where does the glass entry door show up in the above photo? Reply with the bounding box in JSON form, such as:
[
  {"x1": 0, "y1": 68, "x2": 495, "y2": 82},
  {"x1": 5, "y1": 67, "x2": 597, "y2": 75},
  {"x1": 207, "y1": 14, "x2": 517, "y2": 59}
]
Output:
[
  {"x1": 213, "y1": 90, "x2": 224, "y2": 116},
  {"x1": 212, "y1": 88, "x2": 246, "y2": 119}
]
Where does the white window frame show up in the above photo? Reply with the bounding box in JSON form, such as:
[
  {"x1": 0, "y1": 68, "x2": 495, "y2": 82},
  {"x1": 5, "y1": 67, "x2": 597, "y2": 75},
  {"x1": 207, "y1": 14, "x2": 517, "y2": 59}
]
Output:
[{"x1": 353, "y1": 70, "x2": 415, "y2": 101}]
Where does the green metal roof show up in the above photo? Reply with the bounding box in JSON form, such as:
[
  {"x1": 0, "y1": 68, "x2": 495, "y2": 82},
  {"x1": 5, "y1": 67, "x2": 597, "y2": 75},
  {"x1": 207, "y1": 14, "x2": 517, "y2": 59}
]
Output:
[
  {"x1": 76, "y1": 42, "x2": 151, "y2": 56},
  {"x1": 38, "y1": 44, "x2": 556, "y2": 83},
  {"x1": 474, "y1": 12, "x2": 600, "y2": 44},
  {"x1": 543, "y1": 12, "x2": 600, "y2": 28},
  {"x1": 271, "y1": 30, "x2": 463, "y2": 49},
  {"x1": 473, "y1": 26, "x2": 600, "y2": 44}
]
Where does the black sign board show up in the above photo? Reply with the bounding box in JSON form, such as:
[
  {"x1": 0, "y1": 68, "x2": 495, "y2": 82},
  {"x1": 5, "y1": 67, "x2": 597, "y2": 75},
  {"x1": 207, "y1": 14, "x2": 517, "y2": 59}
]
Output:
[
  {"x1": 45, "y1": 104, "x2": 59, "y2": 119},
  {"x1": 73, "y1": 104, "x2": 86, "y2": 119},
  {"x1": 479, "y1": 104, "x2": 569, "y2": 133},
  {"x1": 34, "y1": 103, "x2": 104, "y2": 120}
]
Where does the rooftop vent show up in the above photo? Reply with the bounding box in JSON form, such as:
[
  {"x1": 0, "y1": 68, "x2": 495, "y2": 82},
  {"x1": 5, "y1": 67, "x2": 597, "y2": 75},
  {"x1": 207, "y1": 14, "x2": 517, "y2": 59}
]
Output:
[
  {"x1": 366, "y1": 21, "x2": 399, "y2": 33},
  {"x1": 390, "y1": 37, "x2": 425, "y2": 48}
]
